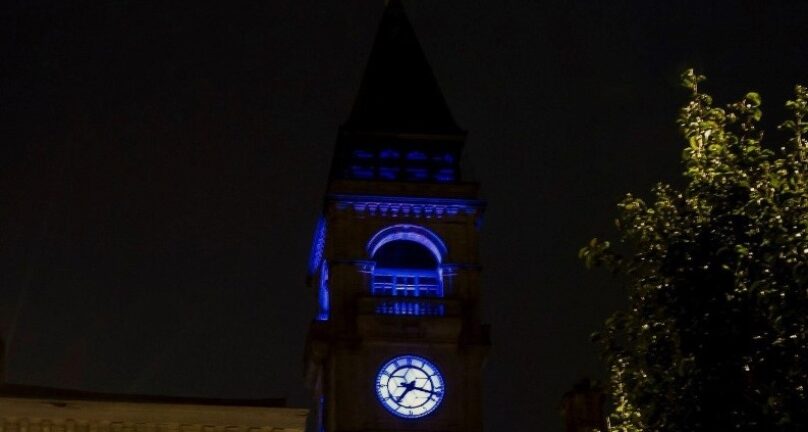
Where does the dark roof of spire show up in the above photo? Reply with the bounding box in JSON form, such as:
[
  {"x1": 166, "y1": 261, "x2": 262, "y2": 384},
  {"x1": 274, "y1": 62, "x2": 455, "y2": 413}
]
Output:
[{"x1": 343, "y1": 0, "x2": 462, "y2": 135}]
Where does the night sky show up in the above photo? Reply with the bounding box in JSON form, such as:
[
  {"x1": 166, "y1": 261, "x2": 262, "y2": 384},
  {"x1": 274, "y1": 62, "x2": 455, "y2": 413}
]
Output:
[{"x1": 2, "y1": 1, "x2": 808, "y2": 431}]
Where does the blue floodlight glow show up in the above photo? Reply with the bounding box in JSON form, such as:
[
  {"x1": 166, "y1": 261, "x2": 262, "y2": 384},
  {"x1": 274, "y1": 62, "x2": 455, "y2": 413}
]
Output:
[
  {"x1": 375, "y1": 355, "x2": 445, "y2": 419},
  {"x1": 317, "y1": 262, "x2": 330, "y2": 321},
  {"x1": 406, "y1": 151, "x2": 428, "y2": 161},
  {"x1": 379, "y1": 166, "x2": 400, "y2": 180},
  {"x1": 434, "y1": 168, "x2": 455, "y2": 182},
  {"x1": 433, "y1": 153, "x2": 455, "y2": 164},
  {"x1": 367, "y1": 225, "x2": 446, "y2": 313},
  {"x1": 371, "y1": 269, "x2": 442, "y2": 298},
  {"x1": 350, "y1": 165, "x2": 374, "y2": 179},
  {"x1": 405, "y1": 168, "x2": 428, "y2": 181},
  {"x1": 308, "y1": 217, "x2": 327, "y2": 275},
  {"x1": 375, "y1": 300, "x2": 445, "y2": 316},
  {"x1": 353, "y1": 149, "x2": 374, "y2": 159},
  {"x1": 380, "y1": 149, "x2": 400, "y2": 159},
  {"x1": 367, "y1": 224, "x2": 447, "y2": 263}
]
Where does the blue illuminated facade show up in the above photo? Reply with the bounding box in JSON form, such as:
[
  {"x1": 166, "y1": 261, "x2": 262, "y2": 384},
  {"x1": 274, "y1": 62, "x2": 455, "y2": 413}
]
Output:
[
  {"x1": 367, "y1": 224, "x2": 447, "y2": 264},
  {"x1": 316, "y1": 262, "x2": 329, "y2": 321},
  {"x1": 308, "y1": 217, "x2": 330, "y2": 321},
  {"x1": 340, "y1": 144, "x2": 462, "y2": 183},
  {"x1": 308, "y1": 217, "x2": 326, "y2": 275},
  {"x1": 304, "y1": 2, "x2": 489, "y2": 432},
  {"x1": 365, "y1": 224, "x2": 447, "y2": 316}
]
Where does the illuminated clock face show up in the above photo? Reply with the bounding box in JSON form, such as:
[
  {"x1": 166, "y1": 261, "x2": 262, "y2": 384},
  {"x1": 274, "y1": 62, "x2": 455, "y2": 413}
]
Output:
[{"x1": 376, "y1": 355, "x2": 445, "y2": 418}]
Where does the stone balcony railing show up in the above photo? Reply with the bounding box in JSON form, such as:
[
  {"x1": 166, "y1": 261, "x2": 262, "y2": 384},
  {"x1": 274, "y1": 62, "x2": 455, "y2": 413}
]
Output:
[{"x1": 356, "y1": 296, "x2": 461, "y2": 317}]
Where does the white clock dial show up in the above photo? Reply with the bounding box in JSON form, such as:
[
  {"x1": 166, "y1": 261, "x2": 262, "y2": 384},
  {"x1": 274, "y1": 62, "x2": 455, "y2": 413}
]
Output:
[{"x1": 375, "y1": 355, "x2": 445, "y2": 418}]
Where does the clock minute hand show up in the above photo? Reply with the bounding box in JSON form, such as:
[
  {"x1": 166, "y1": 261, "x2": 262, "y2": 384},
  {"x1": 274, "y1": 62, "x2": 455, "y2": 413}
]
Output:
[{"x1": 412, "y1": 385, "x2": 440, "y2": 396}]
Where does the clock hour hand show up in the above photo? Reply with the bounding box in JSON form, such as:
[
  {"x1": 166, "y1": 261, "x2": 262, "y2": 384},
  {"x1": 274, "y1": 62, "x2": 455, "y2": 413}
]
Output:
[{"x1": 395, "y1": 380, "x2": 417, "y2": 403}]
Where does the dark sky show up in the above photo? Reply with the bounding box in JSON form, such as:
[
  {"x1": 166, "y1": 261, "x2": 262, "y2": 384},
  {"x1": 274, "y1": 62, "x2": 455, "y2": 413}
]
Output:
[{"x1": 2, "y1": 1, "x2": 807, "y2": 431}]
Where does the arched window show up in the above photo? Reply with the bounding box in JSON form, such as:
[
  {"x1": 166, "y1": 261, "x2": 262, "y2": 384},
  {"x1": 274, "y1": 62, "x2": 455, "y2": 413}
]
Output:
[{"x1": 367, "y1": 225, "x2": 446, "y2": 298}]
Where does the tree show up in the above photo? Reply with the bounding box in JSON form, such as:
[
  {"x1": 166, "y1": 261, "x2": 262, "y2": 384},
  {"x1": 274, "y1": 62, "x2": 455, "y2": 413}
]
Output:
[{"x1": 580, "y1": 70, "x2": 808, "y2": 432}]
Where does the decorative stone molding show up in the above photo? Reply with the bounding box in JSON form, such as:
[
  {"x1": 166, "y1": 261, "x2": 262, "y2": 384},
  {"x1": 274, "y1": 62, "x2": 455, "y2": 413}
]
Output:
[{"x1": 328, "y1": 194, "x2": 483, "y2": 219}]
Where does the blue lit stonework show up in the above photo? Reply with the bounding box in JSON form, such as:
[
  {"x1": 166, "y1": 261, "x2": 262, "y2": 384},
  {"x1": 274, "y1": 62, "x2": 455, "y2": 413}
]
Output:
[
  {"x1": 334, "y1": 140, "x2": 462, "y2": 183},
  {"x1": 308, "y1": 217, "x2": 326, "y2": 275},
  {"x1": 317, "y1": 262, "x2": 329, "y2": 321},
  {"x1": 406, "y1": 151, "x2": 428, "y2": 161},
  {"x1": 379, "y1": 166, "x2": 399, "y2": 180},
  {"x1": 305, "y1": 3, "x2": 488, "y2": 431},
  {"x1": 380, "y1": 149, "x2": 400, "y2": 159},
  {"x1": 365, "y1": 224, "x2": 447, "y2": 316},
  {"x1": 375, "y1": 300, "x2": 445, "y2": 316},
  {"x1": 307, "y1": 217, "x2": 330, "y2": 321},
  {"x1": 367, "y1": 224, "x2": 447, "y2": 263}
]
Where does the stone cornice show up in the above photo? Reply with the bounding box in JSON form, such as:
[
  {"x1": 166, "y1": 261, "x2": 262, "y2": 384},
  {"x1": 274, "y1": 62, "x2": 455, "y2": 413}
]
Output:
[{"x1": 328, "y1": 194, "x2": 484, "y2": 218}]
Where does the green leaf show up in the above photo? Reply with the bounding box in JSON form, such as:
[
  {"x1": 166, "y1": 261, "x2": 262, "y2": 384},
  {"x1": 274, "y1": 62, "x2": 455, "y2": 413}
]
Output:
[
  {"x1": 746, "y1": 92, "x2": 762, "y2": 107},
  {"x1": 582, "y1": 73, "x2": 808, "y2": 432}
]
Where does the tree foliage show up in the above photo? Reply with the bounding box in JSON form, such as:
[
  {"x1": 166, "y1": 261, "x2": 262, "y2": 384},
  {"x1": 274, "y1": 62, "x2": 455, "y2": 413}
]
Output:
[{"x1": 580, "y1": 70, "x2": 808, "y2": 432}]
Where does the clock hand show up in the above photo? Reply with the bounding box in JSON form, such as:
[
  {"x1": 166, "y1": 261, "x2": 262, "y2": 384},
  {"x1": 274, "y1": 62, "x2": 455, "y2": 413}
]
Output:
[
  {"x1": 412, "y1": 386, "x2": 441, "y2": 396},
  {"x1": 395, "y1": 381, "x2": 416, "y2": 403}
]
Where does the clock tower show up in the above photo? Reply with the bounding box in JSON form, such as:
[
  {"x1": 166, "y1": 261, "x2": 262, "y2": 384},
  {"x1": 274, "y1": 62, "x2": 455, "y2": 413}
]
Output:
[{"x1": 304, "y1": 1, "x2": 489, "y2": 431}]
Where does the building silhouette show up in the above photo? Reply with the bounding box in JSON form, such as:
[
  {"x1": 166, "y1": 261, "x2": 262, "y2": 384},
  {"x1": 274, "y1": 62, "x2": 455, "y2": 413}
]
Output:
[
  {"x1": 0, "y1": 336, "x2": 307, "y2": 432},
  {"x1": 304, "y1": 1, "x2": 490, "y2": 431}
]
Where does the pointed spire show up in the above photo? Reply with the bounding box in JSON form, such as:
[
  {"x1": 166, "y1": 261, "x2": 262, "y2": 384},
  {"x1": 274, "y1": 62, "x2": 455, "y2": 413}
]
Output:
[{"x1": 344, "y1": 0, "x2": 462, "y2": 135}]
